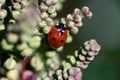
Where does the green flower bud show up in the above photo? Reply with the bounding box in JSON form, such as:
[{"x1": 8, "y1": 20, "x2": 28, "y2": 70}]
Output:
[
  {"x1": 50, "y1": 12, "x2": 57, "y2": 18},
  {"x1": 20, "y1": 34, "x2": 32, "y2": 42},
  {"x1": 56, "y1": 46, "x2": 63, "y2": 52},
  {"x1": 17, "y1": 42, "x2": 28, "y2": 51},
  {"x1": 28, "y1": 36, "x2": 41, "y2": 48},
  {"x1": 62, "y1": 61, "x2": 71, "y2": 70},
  {"x1": 12, "y1": 11, "x2": 20, "y2": 19},
  {"x1": 67, "y1": 21, "x2": 75, "y2": 28},
  {"x1": 31, "y1": 55, "x2": 44, "y2": 71},
  {"x1": 46, "y1": 51, "x2": 56, "y2": 57},
  {"x1": 21, "y1": 48, "x2": 33, "y2": 57},
  {"x1": 60, "y1": 18, "x2": 66, "y2": 25},
  {"x1": 1, "y1": 39, "x2": 14, "y2": 50},
  {"x1": 56, "y1": 3, "x2": 63, "y2": 11},
  {"x1": 43, "y1": 26, "x2": 51, "y2": 34},
  {"x1": 40, "y1": 12, "x2": 49, "y2": 19},
  {"x1": 4, "y1": 58, "x2": 17, "y2": 70},
  {"x1": 79, "y1": 54, "x2": 85, "y2": 61},
  {"x1": 7, "y1": 69, "x2": 19, "y2": 80},
  {"x1": 48, "y1": 6, "x2": 56, "y2": 14},
  {"x1": 38, "y1": 19, "x2": 47, "y2": 28},
  {"x1": 68, "y1": 56, "x2": 76, "y2": 65},
  {"x1": 0, "y1": 9, "x2": 7, "y2": 19},
  {"x1": 40, "y1": 2, "x2": 48, "y2": 11},
  {"x1": 66, "y1": 35, "x2": 73, "y2": 43}
]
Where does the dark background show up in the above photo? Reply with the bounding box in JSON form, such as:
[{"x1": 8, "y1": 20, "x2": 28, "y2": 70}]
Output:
[{"x1": 60, "y1": 0, "x2": 120, "y2": 80}]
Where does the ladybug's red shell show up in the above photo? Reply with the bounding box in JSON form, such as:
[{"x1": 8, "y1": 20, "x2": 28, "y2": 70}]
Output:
[{"x1": 48, "y1": 24, "x2": 68, "y2": 48}]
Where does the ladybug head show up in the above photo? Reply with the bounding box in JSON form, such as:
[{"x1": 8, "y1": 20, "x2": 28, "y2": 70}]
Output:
[{"x1": 55, "y1": 23, "x2": 66, "y2": 30}]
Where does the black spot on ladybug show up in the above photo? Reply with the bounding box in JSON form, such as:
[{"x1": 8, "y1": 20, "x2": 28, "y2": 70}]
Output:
[
  {"x1": 60, "y1": 40, "x2": 64, "y2": 43},
  {"x1": 52, "y1": 37, "x2": 56, "y2": 41}
]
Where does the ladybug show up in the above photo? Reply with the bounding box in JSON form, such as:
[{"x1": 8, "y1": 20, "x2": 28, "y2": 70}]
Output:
[{"x1": 48, "y1": 23, "x2": 68, "y2": 48}]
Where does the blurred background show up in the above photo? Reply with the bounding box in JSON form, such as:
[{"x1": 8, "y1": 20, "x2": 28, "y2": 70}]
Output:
[{"x1": 59, "y1": 0, "x2": 120, "y2": 80}]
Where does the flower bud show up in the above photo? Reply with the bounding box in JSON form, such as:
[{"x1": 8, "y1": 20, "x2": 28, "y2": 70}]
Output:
[
  {"x1": 40, "y1": 12, "x2": 49, "y2": 19},
  {"x1": 7, "y1": 69, "x2": 19, "y2": 80},
  {"x1": 21, "y1": 0, "x2": 29, "y2": 8},
  {"x1": 50, "y1": 12, "x2": 57, "y2": 18},
  {"x1": 56, "y1": 3, "x2": 62, "y2": 11},
  {"x1": 56, "y1": 46, "x2": 63, "y2": 52},
  {"x1": 71, "y1": 27, "x2": 78, "y2": 34},
  {"x1": 13, "y1": 2, "x2": 21, "y2": 10},
  {"x1": 43, "y1": 26, "x2": 51, "y2": 34},
  {"x1": 60, "y1": 18, "x2": 66, "y2": 24},
  {"x1": 1, "y1": 39, "x2": 14, "y2": 50},
  {"x1": 7, "y1": 33, "x2": 19, "y2": 44},
  {"x1": 17, "y1": 42, "x2": 28, "y2": 51},
  {"x1": 74, "y1": 8, "x2": 81, "y2": 15},
  {"x1": 12, "y1": 11, "x2": 20, "y2": 19},
  {"x1": 46, "y1": 0, "x2": 58, "y2": 5},
  {"x1": 0, "y1": 24, "x2": 5, "y2": 30},
  {"x1": 62, "y1": 61, "x2": 71, "y2": 70},
  {"x1": 67, "y1": 21, "x2": 75, "y2": 28},
  {"x1": 0, "y1": 9, "x2": 7, "y2": 19},
  {"x1": 66, "y1": 35, "x2": 73, "y2": 43},
  {"x1": 86, "y1": 11, "x2": 93, "y2": 19},
  {"x1": 39, "y1": 19, "x2": 47, "y2": 28},
  {"x1": 28, "y1": 36, "x2": 41, "y2": 48},
  {"x1": 31, "y1": 56, "x2": 44, "y2": 71},
  {"x1": 74, "y1": 15, "x2": 82, "y2": 22},
  {"x1": 75, "y1": 21, "x2": 83, "y2": 27},
  {"x1": 21, "y1": 48, "x2": 33, "y2": 57},
  {"x1": 81, "y1": 6, "x2": 89, "y2": 13},
  {"x1": 48, "y1": 6, "x2": 56, "y2": 14},
  {"x1": 67, "y1": 14, "x2": 73, "y2": 21},
  {"x1": 76, "y1": 61, "x2": 88, "y2": 69},
  {"x1": 4, "y1": 58, "x2": 17, "y2": 70},
  {"x1": 46, "y1": 18, "x2": 54, "y2": 26},
  {"x1": 79, "y1": 54, "x2": 85, "y2": 61},
  {"x1": 40, "y1": 2, "x2": 48, "y2": 11}
]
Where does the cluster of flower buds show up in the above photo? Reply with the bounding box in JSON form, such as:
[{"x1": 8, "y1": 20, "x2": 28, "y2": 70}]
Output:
[
  {"x1": 1, "y1": 0, "x2": 42, "y2": 57},
  {"x1": 9, "y1": 0, "x2": 30, "y2": 19},
  {"x1": 66, "y1": 39, "x2": 101, "y2": 69},
  {"x1": 60, "y1": 7, "x2": 92, "y2": 34},
  {"x1": 45, "y1": 51, "x2": 60, "y2": 70},
  {"x1": 51, "y1": 67, "x2": 82, "y2": 80},
  {"x1": 0, "y1": 0, "x2": 7, "y2": 31},
  {"x1": 30, "y1": 53, "x2": 44, "y2": 71},
  {"x1": 38, "y1": 0, "x2": 58, "y2": 34},
  {"x1": 81, "y1": 6, "x2": 93, "y2": 19},
  {"x1": 0, "y1": 0, "x2": 101, "y2": 80},
  {"x1": 50, "y1": 39, "x2": 101, "y2": 79}
]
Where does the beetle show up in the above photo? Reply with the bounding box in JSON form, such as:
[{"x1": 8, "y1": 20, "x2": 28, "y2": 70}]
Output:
[{"x1": 48, "y1": 23, "x2": 68, "y2": 48}]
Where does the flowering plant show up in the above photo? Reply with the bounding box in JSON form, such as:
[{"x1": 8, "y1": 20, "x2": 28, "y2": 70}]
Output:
[{"x1": 0, "y1": 0, "x2": 101, "y2": 80}]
